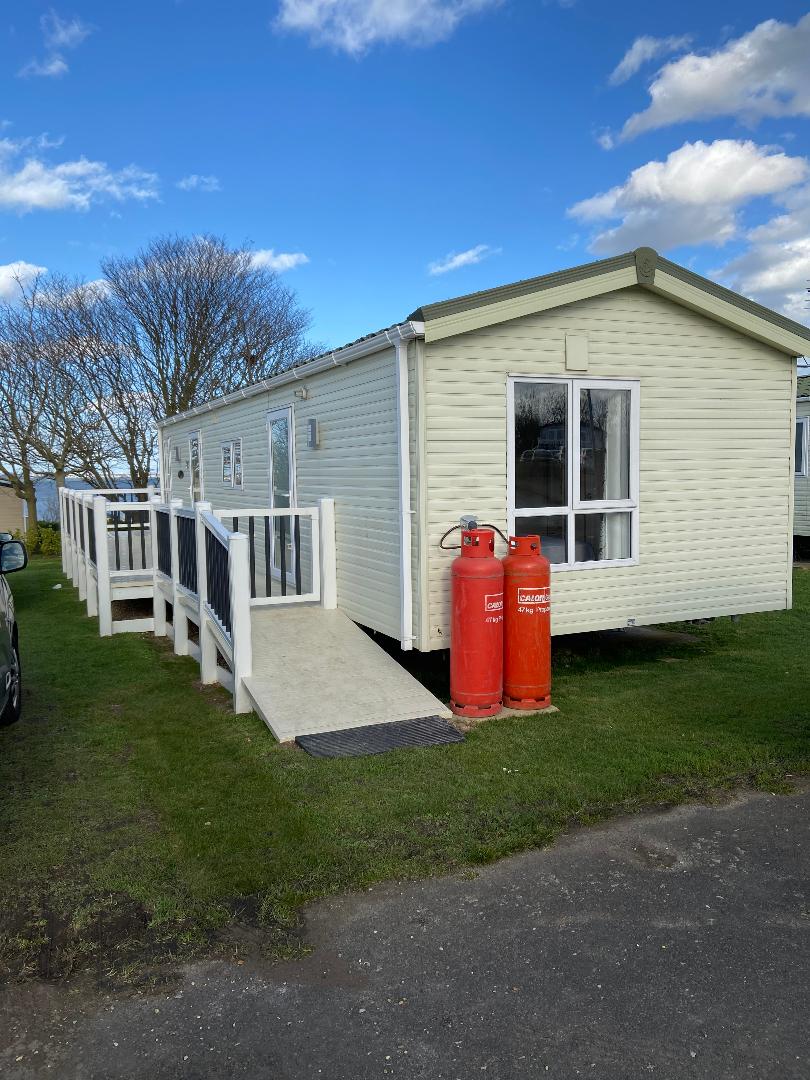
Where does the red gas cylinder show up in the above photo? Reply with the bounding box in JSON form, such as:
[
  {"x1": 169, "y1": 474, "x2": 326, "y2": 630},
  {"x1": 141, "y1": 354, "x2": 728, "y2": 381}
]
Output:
[
  {"x1": 450, "y1": 528, "x2": 504, "y2": 717},
  {"x1": 502, "y1": 534, "x2": 551, "y2": 710}
]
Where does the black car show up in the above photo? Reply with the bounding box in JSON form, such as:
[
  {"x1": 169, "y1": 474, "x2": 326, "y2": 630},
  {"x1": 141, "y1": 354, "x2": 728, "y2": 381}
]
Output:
[{"x1": 0, "y1": 536, "x2": 27, "y2": 725}]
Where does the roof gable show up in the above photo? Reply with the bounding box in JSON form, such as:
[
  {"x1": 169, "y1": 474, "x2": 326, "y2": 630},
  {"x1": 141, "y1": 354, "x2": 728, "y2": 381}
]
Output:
[{"x1": 410, "y1": 248, "x2": 810, "y2": 357}]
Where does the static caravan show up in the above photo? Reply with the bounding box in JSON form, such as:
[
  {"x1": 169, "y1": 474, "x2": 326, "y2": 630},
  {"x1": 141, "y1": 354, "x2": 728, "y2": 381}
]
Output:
[
  {"x1": 159, "y1": 247, "x2": 809, "y2": 653},
  {"x1": 796, "y1": 375, "x2": 810, "y2": 540}
]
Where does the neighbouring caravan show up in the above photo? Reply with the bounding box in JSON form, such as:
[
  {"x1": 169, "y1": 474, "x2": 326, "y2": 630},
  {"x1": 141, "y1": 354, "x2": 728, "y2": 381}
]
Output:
[
  {"x1": 158, "y1": 247, "x2": 808, "y2": 652},
  {"x1": 795, "y1": 375, "x2": 810, "y2": 541}
]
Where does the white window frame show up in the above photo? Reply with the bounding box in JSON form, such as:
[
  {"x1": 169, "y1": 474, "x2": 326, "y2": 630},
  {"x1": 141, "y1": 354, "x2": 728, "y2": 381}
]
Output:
[
  {"x1": 221, "y1": 441, "x2": 233, "y2": 486},
  {"x1": 161, "y1": 434, "x2": 172, "y2": 500},
  {"x1": 507, "y1": 375, "x2": 640, "y2": 571},
  {"x1": 232, "y1": 438, "x2": 243, "y2": 489},
  {"x1": 188, "y1": 430, "x2": 203, "y2": 504},
  {"x1": 266, "y1": 406, "x2": 298, "y2": 583},
  {"x1": 220, "y1": 438, "x2": 244, "y2": 489},
  {"x1": 796, "y1": 416, "x2": 809, "y2": 477}
]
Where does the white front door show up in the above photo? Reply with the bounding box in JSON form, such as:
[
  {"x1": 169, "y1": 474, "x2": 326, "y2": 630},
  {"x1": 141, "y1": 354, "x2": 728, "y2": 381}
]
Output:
[{"x1": 267, "y1": 407, "x2": 296, "y2": 577}]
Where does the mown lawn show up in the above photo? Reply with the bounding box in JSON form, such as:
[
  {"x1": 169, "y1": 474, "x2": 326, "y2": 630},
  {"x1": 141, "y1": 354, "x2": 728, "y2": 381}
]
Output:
[{"x1": 1, "y1": 557, "x2": 808, "y2": 987}]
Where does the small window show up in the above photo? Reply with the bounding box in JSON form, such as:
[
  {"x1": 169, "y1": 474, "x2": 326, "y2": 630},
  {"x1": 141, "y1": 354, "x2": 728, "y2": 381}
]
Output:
[
  {"x1": 162, "y1": 436, "x2": 172, "y2": 498},
  {"x1": 509, "y1": 377, "x2": 639, "y2": 569},
  {"x1": 188, "y1": 431, "x2": 203, "y2": 503},
  {"x1": 233, "y1": 439, "x2": 243, "y2": 489},
  {"x1": 796, "y1": 418, "x2": 809, "y2": 477},
  {"x1": 221, "y1": 440, "x2": 244, "y2": 488}
]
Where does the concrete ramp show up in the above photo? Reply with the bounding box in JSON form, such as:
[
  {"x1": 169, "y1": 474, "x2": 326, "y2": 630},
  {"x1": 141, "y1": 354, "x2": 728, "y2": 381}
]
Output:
[{"x1": 243, "y1": 607, "x2": 452, "y2": 743}]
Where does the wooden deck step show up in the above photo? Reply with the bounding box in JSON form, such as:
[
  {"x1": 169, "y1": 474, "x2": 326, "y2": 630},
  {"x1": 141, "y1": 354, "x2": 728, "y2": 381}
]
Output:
[{"x1": 243, "y1": 607, "x2": 451, "y2": 743}]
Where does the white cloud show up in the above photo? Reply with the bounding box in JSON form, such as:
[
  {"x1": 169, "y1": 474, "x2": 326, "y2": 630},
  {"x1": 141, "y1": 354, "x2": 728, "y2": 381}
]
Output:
[
  {"x1": 428, "y1": 243, "x2": 499, "y2": 275},
  {"x1": 608, "y1": 34, "x2": 691, "y2": 86},
  {"x1": 42, "y1": 10, "x2": 93, "y2": 50},
  {"x1": 568, "y1": 139, "x2": 808, "y2": 254},
  {"x1": 250, "y1": 249, "x2": 309, "y2": 272},
  {"x1": 0, "y1": 137, "x2": 158, "y2": 213},
  {"x1": 176, "y1": 174, "x2": 221, "y2": 193},
  {"x1": 0, "y1": 261, "x2": 48, "y2": 301},
  {"x1": 716, "y1": 184, "x2": 810, "y2": 324},
  {"x1": 276, "y1": 0, "x2": 501, "y2": 55},
  {"x1": 18, "y1": 8, "x2": 93, "y2": 79},
  {"x1": 618, "y1": 14, "x2": 810, "y2": 141},
  {"x1": 18, "y1": 55, "x2": 69, "y2": 78}
]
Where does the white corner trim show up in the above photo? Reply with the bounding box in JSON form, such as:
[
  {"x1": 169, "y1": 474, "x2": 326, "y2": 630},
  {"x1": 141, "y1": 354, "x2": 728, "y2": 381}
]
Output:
[{"x1": 394, "y1": 337, "x2": 414, "y2": 651}]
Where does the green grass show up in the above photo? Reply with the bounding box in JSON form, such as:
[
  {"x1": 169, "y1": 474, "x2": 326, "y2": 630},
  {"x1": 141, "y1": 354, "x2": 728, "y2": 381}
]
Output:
[{"x1": 1, "y1": 557, "x2": 808, "y2": 987}]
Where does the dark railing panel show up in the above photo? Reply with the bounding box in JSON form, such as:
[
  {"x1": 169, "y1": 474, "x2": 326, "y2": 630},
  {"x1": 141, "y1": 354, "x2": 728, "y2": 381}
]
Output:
[
  {"x1": 205, "y1": 528, "x2": 231, "y2": 635},
  {"x1": 293, "y1": 516, "x2": 302, "y2": 596},
  {"x1": 156, "y1": 509, "x2": 172, "y2": 578},
  {"x1": 78, "y1": 503, "x2": 85, "y2": 553},
  {"x1": 212, "y1": 510, "x2": 311, "y2": 603},
  {"x1": 264, "y1": 516, "x2": 272, "y2": 598},
  {"x1": 278, "y1": 515, "x2": 287, "y2": 596},
  {"x1": 177, "y1": 514, "x2": 198, "y2": 595},
  {"x1": 87, "y1": 505, "x2": 96, "y2": 565},
  {"x1": 248, "y1": 516, "x2": 256, "y2": 599}
]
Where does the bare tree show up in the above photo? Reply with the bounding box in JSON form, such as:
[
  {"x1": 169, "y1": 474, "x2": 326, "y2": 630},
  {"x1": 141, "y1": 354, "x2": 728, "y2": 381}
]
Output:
[
  {"x1": 63, "y1": 234, "x2": 320, "y2": 483},
  {"x1": 48, "y1": 279, "x2": 156, "y2": 487},
  {"x1": 0, "y1": 337, "x2": 47, "y2": 531},
  {"x1": 100, "y1": 234, "x2": 319, "y2": 417},
  {"x1": 0, "y1": 237, "x2": 320, "y2": 502}
]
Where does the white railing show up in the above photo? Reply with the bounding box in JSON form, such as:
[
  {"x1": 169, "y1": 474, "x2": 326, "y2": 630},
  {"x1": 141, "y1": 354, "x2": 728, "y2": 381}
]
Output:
[
  {"x1": 60, "y1": 487, "x2": 155, "y2": 634},
  {"x1": 60, "y1": 485, "x2": 337, "y2": 715}
]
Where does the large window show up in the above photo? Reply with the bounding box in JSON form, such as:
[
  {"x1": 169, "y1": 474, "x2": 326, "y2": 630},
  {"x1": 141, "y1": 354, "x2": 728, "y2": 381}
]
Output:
[
  {"x1": 796, "y1": 418, "x2": 809, "y2": 477},
  {"x1": 508, "y1": 377, "x2": 639, "y2": 568}
]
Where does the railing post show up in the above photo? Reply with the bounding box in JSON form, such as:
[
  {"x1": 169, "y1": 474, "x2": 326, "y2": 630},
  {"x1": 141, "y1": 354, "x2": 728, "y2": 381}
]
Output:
[
  {"x1": 169, "y1": 498, "x2": 187, "y2": 655},
  {"x1": 150, "y1": 496, "x2": 167, "y2": 637},
  {"x1": 70, "y1": 494, "x2": 80, "y2": 587},
  {"x1": 196, "y1": 503, "x2": 217, "y2": 685},
  {"x1": 319, "y1": 497, "x2": 337, "y2": 609},
  {"x1": 77, "y1": 494, "x2": 89, "y2": 603},
  {"x1": 59, "y1": 489, "x2": 67, "y2": 575},
  {"x1": 84, "y1": 495, "x2": 99, "y2": 618},
  {"x1": 228, "y1": 531, "x2": 253, "y2": 713},
  {"x1": 94, "y1": 496, "x2": 112, "y2": 636}
]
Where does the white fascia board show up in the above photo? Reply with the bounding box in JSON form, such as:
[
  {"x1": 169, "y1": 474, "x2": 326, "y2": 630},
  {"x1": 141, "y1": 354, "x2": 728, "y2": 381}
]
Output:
[
  {"x1": 158, "y1": 321, "x2": 425, "y2": 429},
  {"x1": 423, "y1": 266, "x2": 638, "y2": 342},
  {"x1": 649, "y1": 271, "x2": 809, "y2": 358}
]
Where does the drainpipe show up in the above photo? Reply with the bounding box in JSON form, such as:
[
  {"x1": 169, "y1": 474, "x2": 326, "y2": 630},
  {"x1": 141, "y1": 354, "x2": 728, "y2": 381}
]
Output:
[{"x1": 394, "y1": 331, "x2": 414, "y2": 651}]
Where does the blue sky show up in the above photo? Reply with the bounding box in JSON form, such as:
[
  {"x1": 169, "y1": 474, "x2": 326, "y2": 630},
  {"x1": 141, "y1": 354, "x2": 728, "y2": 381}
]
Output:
[{"x1": 2, "y1": 1, "x2": 809, "y2": 347}]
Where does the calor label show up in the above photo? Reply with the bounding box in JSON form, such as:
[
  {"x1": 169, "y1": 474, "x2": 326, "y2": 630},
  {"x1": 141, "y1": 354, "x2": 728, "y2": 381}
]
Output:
[
  {"x1": 517, "y1": 587, "x2": 550, "y2": 606},
  {"x1": 484, "y1": 593, "x2": 504, "y2": 612}
]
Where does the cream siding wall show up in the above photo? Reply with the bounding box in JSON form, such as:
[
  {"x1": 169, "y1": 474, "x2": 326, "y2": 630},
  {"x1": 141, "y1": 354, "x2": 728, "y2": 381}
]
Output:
[
  {"x1": 160, "y1": 346, "x2": 404, "y2": 639},
  {"x1": 421, "y1": 286, "x2": 794, "y2": 647},
  {"x1": 795, "y1": 397, "x2": 810, "y2": 536},
  {"x1": 0, "y1": 486, "x2": 25, "y2": 533}
]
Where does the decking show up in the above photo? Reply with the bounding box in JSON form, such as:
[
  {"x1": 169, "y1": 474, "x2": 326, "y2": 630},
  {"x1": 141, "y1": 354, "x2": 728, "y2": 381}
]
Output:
[{"x1": 59, "y1": 487, "x2": 448, "y2": 741}]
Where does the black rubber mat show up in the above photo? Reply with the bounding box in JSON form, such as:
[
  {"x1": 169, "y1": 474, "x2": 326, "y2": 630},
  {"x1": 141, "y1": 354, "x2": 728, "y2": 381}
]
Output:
[{"x1": 296, "y1": 716, "x2": 464, "y2": 758}]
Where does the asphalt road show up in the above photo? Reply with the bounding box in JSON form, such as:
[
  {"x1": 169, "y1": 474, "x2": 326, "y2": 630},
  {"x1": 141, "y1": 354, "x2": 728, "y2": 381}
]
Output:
[{"x1": 2, "y1": 785, "x2": 808, "y2": 1079}]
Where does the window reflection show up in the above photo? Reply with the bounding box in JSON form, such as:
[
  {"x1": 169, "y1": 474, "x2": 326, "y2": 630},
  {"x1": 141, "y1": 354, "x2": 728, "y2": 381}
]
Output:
[
  {"x1": 514, "y1": 382, "x2": 567, "y2": 508},
  {"x1": 580, "y1": 388, "x2": 630, "y2": 502}
]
